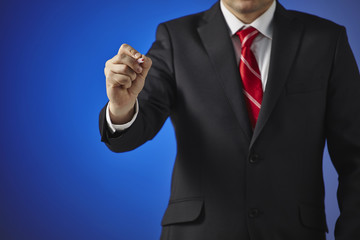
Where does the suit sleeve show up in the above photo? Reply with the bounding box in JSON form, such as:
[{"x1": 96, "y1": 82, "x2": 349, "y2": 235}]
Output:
[
  {"x1": 325, "y1": 26, "x2": 360, "y2": 240},
  {"x1": 99, "y1": 23, "x2": 176, "y2": 153}
]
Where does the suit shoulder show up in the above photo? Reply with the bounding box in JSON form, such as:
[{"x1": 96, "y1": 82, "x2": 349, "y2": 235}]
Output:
[
  {"x1": 159, "y1": 11, "x2": 206, "y2": 31},
  {"x1": 287, "y1": 10, "x2": 344, "y2": 32},
  {"x1": 158, "y1": 2, "x2": 220, "y2": 33}
]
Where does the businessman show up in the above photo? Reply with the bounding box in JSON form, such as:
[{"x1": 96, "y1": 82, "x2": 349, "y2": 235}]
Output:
[{"x1": 99, "y1": 0, "x2": 360, "y2": 239}]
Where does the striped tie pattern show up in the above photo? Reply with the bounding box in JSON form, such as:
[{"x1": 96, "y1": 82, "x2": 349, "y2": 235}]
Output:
[{"x1": 236, "y1": 27, "x2": 263, "y2": 129}]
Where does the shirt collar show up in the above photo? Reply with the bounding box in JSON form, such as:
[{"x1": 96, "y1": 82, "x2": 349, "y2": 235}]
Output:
[{"x1": 220, "y1": 0, "x2": 276, "y2": 39}]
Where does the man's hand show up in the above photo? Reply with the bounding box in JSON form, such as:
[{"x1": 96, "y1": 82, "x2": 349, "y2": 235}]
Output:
[{"x1": 104, "y1": 44, "x2": 152, "y2": 124}]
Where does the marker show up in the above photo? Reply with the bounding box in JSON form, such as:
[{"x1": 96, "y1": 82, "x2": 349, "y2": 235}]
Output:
[{"x1": 137, "y1": 58, "x2": 144, "y2": 64}]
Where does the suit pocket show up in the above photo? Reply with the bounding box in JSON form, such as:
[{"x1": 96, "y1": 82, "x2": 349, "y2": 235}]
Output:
[
  {"x1": 299, "y1": 203, "x2": 328, "y2": 232},
  {"x1": 161, "y1": 199, "x2": 204, "y2": 226},
  {"x1": 286, "y1": 81, "x2": 324, "y2": 95}
]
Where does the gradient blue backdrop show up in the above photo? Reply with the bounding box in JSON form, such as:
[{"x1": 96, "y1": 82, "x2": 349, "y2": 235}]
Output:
[{"x1": 0, "y1": 0, "x2": 359, "y2": 239}]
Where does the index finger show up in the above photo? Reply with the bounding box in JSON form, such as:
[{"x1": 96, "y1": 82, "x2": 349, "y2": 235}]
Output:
[{"x1": 118, "y1": 44, "x2": 142, "y2": 60}]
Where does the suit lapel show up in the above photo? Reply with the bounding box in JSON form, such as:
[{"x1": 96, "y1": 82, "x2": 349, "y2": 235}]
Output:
[
  {"x1": 196, "y1": 2, "x2": 305, "y2": 147},
  {"x1": 250, "y1": 3, "x2": 305, "y2": 148},
  {"x1": 197, "y1": 3, "x2": 253, "y2": 141}
]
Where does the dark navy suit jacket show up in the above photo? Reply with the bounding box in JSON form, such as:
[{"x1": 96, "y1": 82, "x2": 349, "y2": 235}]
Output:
[{"x1": 100, "y1": 2, "x2": 360, "y2": 239}]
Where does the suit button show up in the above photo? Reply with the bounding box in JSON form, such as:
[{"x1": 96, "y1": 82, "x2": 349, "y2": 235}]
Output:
[
  {"x1": 249, "y1": 208, "x2": 261, "y2": 218},
  {"x1": 249, "y1": 154, "x2": 260, "y2": 164}
]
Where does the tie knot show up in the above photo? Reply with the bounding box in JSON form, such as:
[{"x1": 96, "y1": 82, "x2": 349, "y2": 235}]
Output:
[{"x1": 236, "y1": 27, "x2": 259, "y2": 48}]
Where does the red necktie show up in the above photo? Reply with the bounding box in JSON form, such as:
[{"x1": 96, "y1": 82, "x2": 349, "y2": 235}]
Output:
[{"x1": 236, "y1": 27, "x2": 263, "y2": 129}]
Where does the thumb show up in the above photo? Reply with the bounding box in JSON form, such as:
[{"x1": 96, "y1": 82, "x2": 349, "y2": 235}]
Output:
[
  {"x1": 138, "y1": 55, "x2": 152, "y2": 78},
  {"x1": 128, "y1": 55, "x2": 152, "y2": 96}
]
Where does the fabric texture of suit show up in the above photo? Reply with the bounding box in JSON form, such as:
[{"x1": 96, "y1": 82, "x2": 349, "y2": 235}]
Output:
[{"x1": 99, "y1": 1, "x2": 360, "y2": 239}]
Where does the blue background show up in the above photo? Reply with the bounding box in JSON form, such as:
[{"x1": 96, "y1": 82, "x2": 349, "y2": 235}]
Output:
[{"x1": 0, "y1": 0, "x2": 359, "y2": 239}]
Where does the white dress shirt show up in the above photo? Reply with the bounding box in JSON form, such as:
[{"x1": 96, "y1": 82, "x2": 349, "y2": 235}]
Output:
[{"x1": 106, "y1": 0, "x2": 276, "y2": 133}]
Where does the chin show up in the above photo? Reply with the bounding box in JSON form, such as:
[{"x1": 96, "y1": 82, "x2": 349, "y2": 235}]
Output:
[{"x1": 234, "y1": 2, "x2": 259, "y2": 13}]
